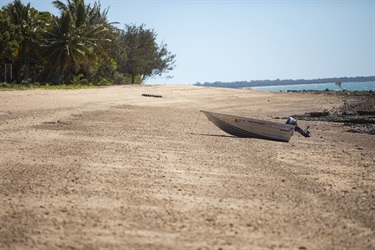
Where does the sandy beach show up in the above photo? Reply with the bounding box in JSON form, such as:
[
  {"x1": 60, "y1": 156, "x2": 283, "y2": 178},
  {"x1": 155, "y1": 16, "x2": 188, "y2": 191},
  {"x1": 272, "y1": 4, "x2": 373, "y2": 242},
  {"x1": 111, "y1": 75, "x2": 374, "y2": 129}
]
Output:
[{"x1": 0, "y1": 85, "x2": 374, "y2": 249}]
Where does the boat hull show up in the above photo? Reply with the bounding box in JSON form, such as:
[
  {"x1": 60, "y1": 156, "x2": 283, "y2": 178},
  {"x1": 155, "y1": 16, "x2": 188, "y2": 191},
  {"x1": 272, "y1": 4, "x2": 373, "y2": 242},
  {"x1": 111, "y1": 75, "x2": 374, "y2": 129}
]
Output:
[{"x1": 201, "y1": 110, "x2": 295, "y2": 142}]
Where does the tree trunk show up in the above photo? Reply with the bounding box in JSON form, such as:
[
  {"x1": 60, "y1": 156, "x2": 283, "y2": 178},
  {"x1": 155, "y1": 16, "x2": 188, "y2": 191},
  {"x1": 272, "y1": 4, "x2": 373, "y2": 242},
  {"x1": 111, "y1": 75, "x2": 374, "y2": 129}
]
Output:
[
  {"x1": 23, "y1": 54, "x2": 29, "y2": 82},
  {"x1": 131, "y1": 74, "x2": 135, "y2": 84},
  {"x1": 51, "y1": 72, "x2": 62, "y2": 85}
]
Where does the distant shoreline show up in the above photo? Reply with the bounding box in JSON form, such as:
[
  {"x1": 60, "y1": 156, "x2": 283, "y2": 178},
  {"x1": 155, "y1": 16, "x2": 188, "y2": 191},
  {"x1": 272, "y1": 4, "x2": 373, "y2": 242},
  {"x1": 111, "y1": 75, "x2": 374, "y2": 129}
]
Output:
[
  {"x1": 250, "y1": 81, "x2": 375, "y2": 92},
  {"x1": 194, "y1": 76, "x2": 375, "y2": 88}
]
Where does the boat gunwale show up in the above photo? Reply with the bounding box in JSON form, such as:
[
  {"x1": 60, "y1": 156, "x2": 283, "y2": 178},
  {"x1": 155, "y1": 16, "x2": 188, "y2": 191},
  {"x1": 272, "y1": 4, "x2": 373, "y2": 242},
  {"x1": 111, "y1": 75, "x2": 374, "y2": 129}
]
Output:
[
  {"x1": 200, "y1": 110, "x2": 295, "y2": 142},
  {"x1": 200, "y1": 110, "x2": 295, "y2": 129}
]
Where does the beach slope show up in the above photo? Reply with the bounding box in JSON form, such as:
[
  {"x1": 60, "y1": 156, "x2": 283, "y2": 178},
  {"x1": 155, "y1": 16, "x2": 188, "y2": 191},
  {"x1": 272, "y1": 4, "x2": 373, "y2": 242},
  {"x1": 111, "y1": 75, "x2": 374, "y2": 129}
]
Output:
[{"x1": 0, "y1": 85, "x2": 374, "y2": 249}]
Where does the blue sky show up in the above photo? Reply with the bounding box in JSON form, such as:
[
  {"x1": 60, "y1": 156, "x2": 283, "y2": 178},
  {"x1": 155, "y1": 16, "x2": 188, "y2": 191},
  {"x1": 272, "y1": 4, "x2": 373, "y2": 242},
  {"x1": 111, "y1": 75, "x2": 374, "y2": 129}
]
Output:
[{"x1": 1, "y1": 0, "x2": 374, "y2": 85}]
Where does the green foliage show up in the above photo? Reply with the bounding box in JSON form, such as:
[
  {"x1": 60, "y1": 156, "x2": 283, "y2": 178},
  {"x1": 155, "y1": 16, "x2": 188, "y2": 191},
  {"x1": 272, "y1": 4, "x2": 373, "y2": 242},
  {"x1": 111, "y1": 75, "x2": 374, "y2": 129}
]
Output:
[
  {"x1": 122, "y1": 74, "x2": 142, "y2": 84},
  {"x1": 1, "y1": 0, "x2": 176, "y2": 86},
  {"x1": 93, "y1": 77, "x2": 113, "y2": 86},
  {"x1": 121, "y1": 24, "x2": 176, "y2": 84},
  {"x1": 42, "y1": 0, "x2": 110, "y2": 84},
  {"x1": 0, "y1": 82, "x2": 96, "y2": 90},
  {"x1": 0, "y1": 10, "x2": 21, "y2": 63},
  {"x1": 4, "y1": 0, "x2": 49, "y2": 82},
  {"x1": 71, "y1": 74, "x2": 88, "y2": 85}
]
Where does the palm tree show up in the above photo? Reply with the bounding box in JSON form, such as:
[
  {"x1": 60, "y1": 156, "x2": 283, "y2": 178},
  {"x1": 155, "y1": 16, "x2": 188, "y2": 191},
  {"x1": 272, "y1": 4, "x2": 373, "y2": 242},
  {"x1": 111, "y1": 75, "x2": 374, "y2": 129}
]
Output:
[
  {"x1": 42, "y1": 0, "x2": 109, "y2": 84},
  {"x1": 6, "y1": 0, "x2": 42, "y2": 82},
  {"x1": 0, "y1": 9, "x2": 21, "y2": 65},
  {"x1": 42, "y1": 12, "x2": 85, "y2": 84},
  {"x1": 53, "y1": 0, "x2": 86, "y2": 28}
]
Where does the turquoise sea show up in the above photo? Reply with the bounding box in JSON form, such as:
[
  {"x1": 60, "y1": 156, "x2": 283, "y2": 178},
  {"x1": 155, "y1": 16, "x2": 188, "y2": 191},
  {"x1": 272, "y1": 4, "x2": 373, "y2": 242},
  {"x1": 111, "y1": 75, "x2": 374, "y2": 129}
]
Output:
[{"x1": 251, "y1": 81, "x2": 375, "y2": 92}]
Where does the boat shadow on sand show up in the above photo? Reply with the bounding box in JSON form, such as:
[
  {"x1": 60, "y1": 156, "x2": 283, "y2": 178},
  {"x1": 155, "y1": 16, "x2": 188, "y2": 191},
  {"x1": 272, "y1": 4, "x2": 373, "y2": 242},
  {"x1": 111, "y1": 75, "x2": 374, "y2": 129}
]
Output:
[{"x1": 191, "y1": 132, "x2": 237, "y2": 138}]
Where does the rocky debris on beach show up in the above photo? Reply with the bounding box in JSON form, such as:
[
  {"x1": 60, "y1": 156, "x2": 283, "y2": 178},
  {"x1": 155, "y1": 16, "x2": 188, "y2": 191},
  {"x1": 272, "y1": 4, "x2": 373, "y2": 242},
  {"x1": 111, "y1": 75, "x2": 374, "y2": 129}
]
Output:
[{"x1": 292, "y1": 91, "x2": 375, "y2": 134}]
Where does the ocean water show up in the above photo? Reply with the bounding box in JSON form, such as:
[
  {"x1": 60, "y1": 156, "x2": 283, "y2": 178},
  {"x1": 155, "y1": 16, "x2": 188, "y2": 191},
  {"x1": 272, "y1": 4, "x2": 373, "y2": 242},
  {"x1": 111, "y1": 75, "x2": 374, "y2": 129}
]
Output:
[{"x1": 251, "y1": 81, "x2": 375, "y2": 92}]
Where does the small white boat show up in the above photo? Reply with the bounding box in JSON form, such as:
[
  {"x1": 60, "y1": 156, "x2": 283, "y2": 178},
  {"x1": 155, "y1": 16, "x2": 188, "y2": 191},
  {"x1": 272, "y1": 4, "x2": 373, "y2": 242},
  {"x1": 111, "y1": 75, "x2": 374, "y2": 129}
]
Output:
[{"x1": 201, "y1": 110, "x2": 296, "y2": 142}]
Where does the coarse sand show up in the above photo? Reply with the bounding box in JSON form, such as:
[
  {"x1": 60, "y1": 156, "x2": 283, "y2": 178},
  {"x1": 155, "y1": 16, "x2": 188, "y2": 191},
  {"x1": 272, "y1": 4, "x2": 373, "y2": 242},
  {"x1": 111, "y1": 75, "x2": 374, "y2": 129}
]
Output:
[{"x1": 0, "y1": 85, "x2": 374, "y2": 249}]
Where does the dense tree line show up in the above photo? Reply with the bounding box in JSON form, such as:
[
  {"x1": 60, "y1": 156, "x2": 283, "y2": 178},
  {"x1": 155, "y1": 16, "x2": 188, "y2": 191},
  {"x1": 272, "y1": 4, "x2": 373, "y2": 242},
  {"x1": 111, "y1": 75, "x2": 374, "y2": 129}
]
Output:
[
  {"x1": 0, "y1": 0, "x2": 176, "y2": 85},
  {"x1": 194, "y1": 76, "x2": 375, "y2": 89}
]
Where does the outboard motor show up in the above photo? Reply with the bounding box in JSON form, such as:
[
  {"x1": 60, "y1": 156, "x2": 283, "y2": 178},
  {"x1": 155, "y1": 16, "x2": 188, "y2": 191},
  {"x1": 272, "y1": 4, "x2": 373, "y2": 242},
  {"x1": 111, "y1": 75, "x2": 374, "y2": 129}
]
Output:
[{"x1": 286, "y1": 117, "x2": 310, "y2": 137}]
